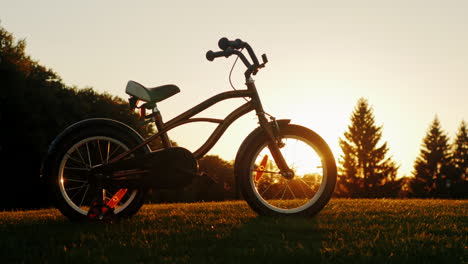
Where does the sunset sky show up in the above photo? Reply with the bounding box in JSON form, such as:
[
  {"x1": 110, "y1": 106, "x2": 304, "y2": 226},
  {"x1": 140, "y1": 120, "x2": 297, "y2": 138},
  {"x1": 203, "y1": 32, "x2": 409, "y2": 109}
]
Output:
[{"x1": 3, "y1": 0, "x2": 467, "y2": 177}]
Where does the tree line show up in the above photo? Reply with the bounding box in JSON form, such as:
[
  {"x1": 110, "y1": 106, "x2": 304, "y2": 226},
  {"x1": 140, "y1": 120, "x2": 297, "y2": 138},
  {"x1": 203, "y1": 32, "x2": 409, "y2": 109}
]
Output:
[
  {"x1": 0, "y1": 25, "x2": 155, "y2": 208},
  {"x1": 335, "y1": 98, "x2": 467, "y2": 198}
]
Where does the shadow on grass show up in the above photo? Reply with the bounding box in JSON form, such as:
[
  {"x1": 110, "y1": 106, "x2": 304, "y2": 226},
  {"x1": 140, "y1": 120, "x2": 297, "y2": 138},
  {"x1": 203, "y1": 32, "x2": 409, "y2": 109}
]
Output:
[
  {"x1": 0, "y1": 210, "x2": 323, "y2": 264},
  {"x1": 201, "y1": 216, "x2": 322, "y2": 263}
]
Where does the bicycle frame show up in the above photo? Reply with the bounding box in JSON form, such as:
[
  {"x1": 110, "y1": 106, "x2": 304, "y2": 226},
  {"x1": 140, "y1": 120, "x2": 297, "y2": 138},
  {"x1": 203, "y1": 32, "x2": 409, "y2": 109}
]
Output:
[
  {"x1": 45, "y1": 38, "x2": 338, "y2": 221},
  {"x1": 110, "y1": 78, "x2": 292, "y2": 175}
]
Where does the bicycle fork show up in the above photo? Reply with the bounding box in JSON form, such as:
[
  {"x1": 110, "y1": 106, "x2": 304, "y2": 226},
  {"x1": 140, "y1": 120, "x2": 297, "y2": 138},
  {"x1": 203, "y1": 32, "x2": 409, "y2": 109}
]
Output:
[
  {"x1": 247, "y1": 78, "x2": 294, "y2": 179},
  {"x1": 260, "y1": 116, "x2": 295, "y2": 179}
]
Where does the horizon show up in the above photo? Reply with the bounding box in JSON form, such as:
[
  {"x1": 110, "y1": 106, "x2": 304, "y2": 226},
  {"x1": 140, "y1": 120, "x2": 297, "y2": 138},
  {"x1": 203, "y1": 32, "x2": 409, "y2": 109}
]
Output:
[{"x1": 2, "y1": 0, "x2": 467, "y2": 177}]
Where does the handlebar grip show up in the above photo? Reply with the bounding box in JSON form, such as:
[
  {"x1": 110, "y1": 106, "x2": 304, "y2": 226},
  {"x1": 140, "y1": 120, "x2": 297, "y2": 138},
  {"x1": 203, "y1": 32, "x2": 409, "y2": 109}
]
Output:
[
  {"x1": 218, "y1": 38, "x2": 230, "y2": 50},
  {"x1": 218, "y1": 37, "x2": 244, "y2": 50},
  {"x1": 206, "y1": 50, "x2": 227, "y2": 61}
]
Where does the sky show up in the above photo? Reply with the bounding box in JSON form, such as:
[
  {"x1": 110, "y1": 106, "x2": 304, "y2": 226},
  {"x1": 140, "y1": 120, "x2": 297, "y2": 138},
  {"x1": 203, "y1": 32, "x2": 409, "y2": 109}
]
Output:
[{"x1": 2, "y1": 0, "x2": 467, "y2": 177}]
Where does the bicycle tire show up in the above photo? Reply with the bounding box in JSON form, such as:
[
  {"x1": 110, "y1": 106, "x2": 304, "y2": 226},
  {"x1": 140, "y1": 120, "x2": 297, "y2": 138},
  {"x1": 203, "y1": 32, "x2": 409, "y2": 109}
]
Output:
[
  {"x1": 46, "y1": 125, "x2": 148, "y2": 221},
  {"x1": 236, "y1": 124, "x2": 336, "y2": 216}
]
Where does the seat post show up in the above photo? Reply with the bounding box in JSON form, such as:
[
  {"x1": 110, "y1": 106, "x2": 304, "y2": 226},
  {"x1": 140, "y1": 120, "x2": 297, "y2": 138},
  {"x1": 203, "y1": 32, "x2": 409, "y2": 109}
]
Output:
[{"x1": 152, "y1": 106, "x2": 172, "y2": 149}]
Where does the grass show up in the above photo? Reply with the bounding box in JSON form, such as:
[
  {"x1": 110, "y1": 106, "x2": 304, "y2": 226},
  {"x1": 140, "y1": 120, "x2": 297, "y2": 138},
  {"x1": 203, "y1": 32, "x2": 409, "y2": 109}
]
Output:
[{"x1": 0, "y1": 199, "x2": 466, "y2": 264}]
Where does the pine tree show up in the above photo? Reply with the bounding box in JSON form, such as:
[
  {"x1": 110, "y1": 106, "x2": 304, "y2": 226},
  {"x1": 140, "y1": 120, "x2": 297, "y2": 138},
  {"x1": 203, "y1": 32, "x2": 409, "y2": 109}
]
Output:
[
  {"x1": 338, "y1": 98, "x2": 399, "y2": 198},
  {"x1": 411, "y1": 117, "x2": 451, "y2": 198},
  {"x1": 451, "y1": 121, "x2": 468, "y2": 197}
]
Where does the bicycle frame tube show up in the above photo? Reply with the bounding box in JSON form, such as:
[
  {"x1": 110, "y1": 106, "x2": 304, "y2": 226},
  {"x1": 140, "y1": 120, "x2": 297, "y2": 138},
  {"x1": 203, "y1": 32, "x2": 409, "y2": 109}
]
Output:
[{"x1": 110, "y1": 89, "x2": 255, "y2": 162}]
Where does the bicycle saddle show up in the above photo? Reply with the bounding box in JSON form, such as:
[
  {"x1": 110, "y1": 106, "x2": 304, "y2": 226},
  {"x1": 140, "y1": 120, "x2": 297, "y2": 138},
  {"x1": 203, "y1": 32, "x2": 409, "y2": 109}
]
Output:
[{"x1": 125, "y1": 80, "x2": 180, "y2": 103}]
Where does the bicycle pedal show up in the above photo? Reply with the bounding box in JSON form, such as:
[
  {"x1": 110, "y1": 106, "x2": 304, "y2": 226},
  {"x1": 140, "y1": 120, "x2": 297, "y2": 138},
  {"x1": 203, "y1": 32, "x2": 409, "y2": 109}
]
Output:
[{"x1": 87, "y1": 200, "x2": 115, "y2": 222}]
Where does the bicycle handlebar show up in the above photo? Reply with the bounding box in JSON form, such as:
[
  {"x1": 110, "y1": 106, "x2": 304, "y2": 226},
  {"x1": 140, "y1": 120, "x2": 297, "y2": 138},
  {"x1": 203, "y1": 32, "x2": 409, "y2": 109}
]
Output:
[{"x1": 206, "y1": 37, "x2": 267, "y2": 78}]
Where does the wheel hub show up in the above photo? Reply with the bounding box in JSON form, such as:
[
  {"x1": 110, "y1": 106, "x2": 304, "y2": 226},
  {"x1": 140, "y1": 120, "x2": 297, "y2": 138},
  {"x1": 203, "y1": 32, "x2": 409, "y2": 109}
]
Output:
[{"x1": 282, "y1": 170, "x2": 295, "y2": 180}]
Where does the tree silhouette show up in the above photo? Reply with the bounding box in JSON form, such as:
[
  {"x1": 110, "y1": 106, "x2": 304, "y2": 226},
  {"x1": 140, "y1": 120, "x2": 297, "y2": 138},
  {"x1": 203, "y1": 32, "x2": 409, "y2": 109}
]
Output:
[
  {"x1": 0, "y1": 24, "x2": 156, "y2": 209},
  {"x1": 338, "y1": 98, "x2": 400, "y2": 198},
  {"x1": 450, "y1": 120, "x2": 468, "y2": 198},
  {"x1": 410, "y1": 117, "x2": 451, "y2": 198}
]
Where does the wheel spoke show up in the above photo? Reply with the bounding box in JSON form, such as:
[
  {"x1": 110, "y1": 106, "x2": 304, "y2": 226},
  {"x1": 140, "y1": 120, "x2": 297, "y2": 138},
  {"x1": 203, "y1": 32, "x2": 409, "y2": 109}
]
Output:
[
  {"x1": 287, "y1": 183, "x2": 296, "y2": 199},
  {"x1": 86, "y1": 142, "x2": 92, "y2": 168},
  {"x1": 106, "y1": 141, "x2": 111, "y2": 163},
  {"x1": 75, "y1": 146, "x2": 88, "y2": 168},
  {"x1": 97, "y1": 140, "x2": 104, "y2": 164},
  {"x1": 66, "y1": 153, "x2": 87, "y2": 167},
  {"x1": 64, "y1": 167, "x2": 89, "y2": 171},
  {"x1": 64, "y1": 178, "x2": 88, "y2": 183},
  {"x1": 69, "y1": 184, "x2": 88, "y2": 201},
  {"x1": 297, "y1": 178, "x2": 312, "y2": 198},
  {"x1": 79, "y1": 185, "x2": 90, "y2": 207},
  {"x1": 108, "y1": 145, "x2": 121, "y2": 160},
  {"x1": 66, "y1": 184, "x2": 88, "y2": 191},
  {"x1": 280, "y1": 184, "x2": 288, "y2": 200},
  {"x1": 259, "y1": 181, "x2": 274, "y2": 196},
  {"x1": 271, "y1": 184, "x2": 284, "y2": 200}
]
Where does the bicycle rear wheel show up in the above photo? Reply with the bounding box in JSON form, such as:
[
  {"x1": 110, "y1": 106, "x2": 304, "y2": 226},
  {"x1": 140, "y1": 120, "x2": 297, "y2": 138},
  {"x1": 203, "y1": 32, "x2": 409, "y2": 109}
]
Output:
[
  {"x1": 237, "y1": 124, "x2": 336, "y2": 216},
  {"x1": 48, "y1": 126, "x2": 148, "y2": 221}
]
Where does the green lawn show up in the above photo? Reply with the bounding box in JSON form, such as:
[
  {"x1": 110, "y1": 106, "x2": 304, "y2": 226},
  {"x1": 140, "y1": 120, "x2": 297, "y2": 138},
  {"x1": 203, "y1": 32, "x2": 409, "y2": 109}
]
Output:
[{"x1": 0, "y1": 199, "x2": 466, "y2": 263}]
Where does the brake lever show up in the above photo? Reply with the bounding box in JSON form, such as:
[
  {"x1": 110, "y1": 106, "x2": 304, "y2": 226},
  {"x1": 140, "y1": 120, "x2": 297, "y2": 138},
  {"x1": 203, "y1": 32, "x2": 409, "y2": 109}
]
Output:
[
  {"x1": 262, "y1": 54, "x2": 268, "y2": 64},
  {"x1": 252, "y1": 54, "x2": 268, "y2": 76}
]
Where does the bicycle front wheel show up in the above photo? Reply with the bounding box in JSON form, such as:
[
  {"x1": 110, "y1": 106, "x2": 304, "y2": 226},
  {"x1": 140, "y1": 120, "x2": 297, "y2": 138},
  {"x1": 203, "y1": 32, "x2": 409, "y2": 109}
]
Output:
[{"x1": 237, "y1": 124, "x2": 337, "y2": 216}]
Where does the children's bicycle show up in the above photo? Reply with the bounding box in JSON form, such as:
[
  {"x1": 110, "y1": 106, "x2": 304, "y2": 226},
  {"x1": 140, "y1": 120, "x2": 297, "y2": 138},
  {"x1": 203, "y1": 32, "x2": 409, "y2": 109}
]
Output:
[{"x1": 42, "y1": 38, "x2": 337, "y2": 221}]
